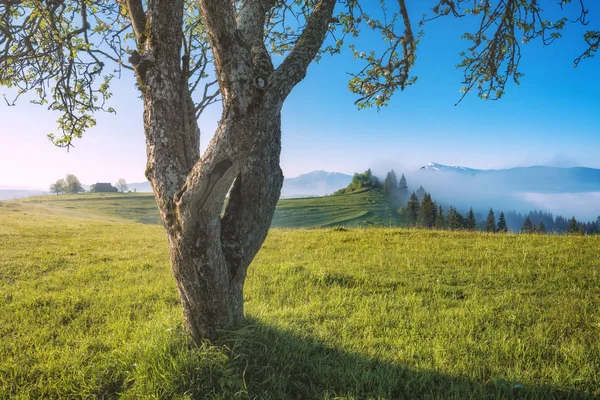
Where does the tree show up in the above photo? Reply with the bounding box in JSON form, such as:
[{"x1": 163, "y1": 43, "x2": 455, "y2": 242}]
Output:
[
  {"x1": 435, "y1": 205, "x2": 445, "y2": 230},
  {"x1": 116, "y1": 179, "x2": 128, "y2": 193},
  {"x1": 538, "y1": 221, "x2": 547, "y2": 234},
  {"x1": 2, "y1": 1, "x2": 597, "y2": 343},
  {"x1": 383, "y1": 170, "x2": 398, "y2": 195},
  {"x1": 49, "y1": 179, "x2": 66, "y2": 195},
  {"x1": 65, "y1": 174, "x2": 84, "y2": 194},
  {"x1": 406, "y1": 192, "x2": 420, "y2": 228},
  {"x1": 497, "y1": 212, "x2": 508, "y2": 233},
  {"x1": 416, "y1": 186, "x2": 426, "y2": 202},
  {"x1": 522, "y1": 216, "x2": 534, "y2": 234},
  {"x1": 448, "y1": 207, "x2": 462, "y2": 231},
  {"x1": 398, "y1": 174, "x2": 408, "y2": 204},
  {"x1": 485, "y1": 209, "x2": 496, "y2": 233},
  {"x1": 418, "y1": 193, "x2": 436, "y2": 229},
  {"x1": 568, "y1": 216, "x2": 580, "y2": 235},
  {"x1": 465, "y1": 208, "x2": 477, "y2": 231}
]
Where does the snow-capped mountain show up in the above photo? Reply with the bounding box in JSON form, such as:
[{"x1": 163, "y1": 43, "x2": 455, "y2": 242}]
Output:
[
  {"x1": 281, "y1": 170, "x2": 353, "y2": 198},
  {"x1": 420, "y1": 162, "x2": 480, "y2": 175}
]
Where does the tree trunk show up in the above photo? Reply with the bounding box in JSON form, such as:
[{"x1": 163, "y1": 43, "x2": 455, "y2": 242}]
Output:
[
  {"x1": 165, "y1": 108, "x2": 284, "y2": 342},
  {"x1": 130, "y1": 0, "x2": 333, "y2": 344}
]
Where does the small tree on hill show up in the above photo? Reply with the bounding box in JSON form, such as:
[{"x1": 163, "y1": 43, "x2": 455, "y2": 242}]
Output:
[
  {"x1": 406, "y1": 192, "x2": 420, "y2": 228},
  {"x1": 497, "y1": 212, "x2": 508, "y2": 233},
  {"x1": 466, "y1": 208, "x2": 477, "y2": 231},
  {"x1": 522, "y1": 216, "x2": 534, "y2": 234},
  {"x1": 116, "y1": 178, "x2": 128, "y2": 193},
  {"x1": 49, "y1": 179, "x2": 66, "y2": 195},
  {"x1": 65, "y1": 174, "x2": 84, "y2": 194},
  {"x1": 486, "y1": 209, "x2": 496, "y2": 233},
  {"x1": 538, "y1": 221, "x2": 547, "y2": 234}
]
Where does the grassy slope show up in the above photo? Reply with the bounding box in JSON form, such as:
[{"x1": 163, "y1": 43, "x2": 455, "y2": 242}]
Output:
[
  {"x1": 272, "y1": 189, "x2": 399, "y2": 228},
  {"x1": 1, "y1": 197, "x2": 599, "y2": 398},
  {"x1": 22, "y1": 188, "x2": 400, "y2": 229}
]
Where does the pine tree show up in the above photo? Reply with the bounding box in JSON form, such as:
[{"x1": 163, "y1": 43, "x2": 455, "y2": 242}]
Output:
[
  {"x1": 466, "y1": 208, "x2": 477, "y2": 230},
  {"x1": 416, "y1": 186, "x2": 426, "y2": 202},
  {"x1": 448, "y1": 207, "x2": 462, "y2": 231},
  {"x1": 538, "y1": 221, "x2": 547, "y2": 234},
  {"x1": 497, "y1": 211, "x2": 508, "y2": 233},
  {"x1": 383, "y1": 170, "x2": 398, "y2": 194},
  {"x1": 406, "y1": 192, "x2": 420, "y2": 227},
  {"x1": 568, "y1": 216, "x2": 578, "y2": 234},
  {"x1": 485, "y1": 208, "x2": 496, "y2": 233},
  {"x1": 435, "y1": 205, "x2": 445, "y2": 230},
  {"x1": 418, "y1": 193, "x2": 436, "y2": 228},
  {"x1": 398, "y1": 173, "x2": 408, "y2": 204},
  {"x1": 522, "y1": 216, "x2": 534, "y2": 233}
]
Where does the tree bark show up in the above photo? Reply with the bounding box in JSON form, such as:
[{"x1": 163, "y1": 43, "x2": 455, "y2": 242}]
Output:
[{"x1": 127, "y1": 0, "x2": 335, "y2": 343}]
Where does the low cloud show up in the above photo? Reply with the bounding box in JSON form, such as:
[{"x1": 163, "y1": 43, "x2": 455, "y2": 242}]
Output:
[{"x1": 517, "y1": 192, "x2": 600, "y2": 221}]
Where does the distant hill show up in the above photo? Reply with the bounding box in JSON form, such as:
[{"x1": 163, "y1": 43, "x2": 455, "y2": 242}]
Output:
[
  {"x1": 281, "y1": 170, "x2": 352, "y2": 198},
  {"x1": 0, "y1": 186, "x2": 48, "y2": 200},
  {"x1": 127, "y1": 181, "x2": 153, "y2": 192}
]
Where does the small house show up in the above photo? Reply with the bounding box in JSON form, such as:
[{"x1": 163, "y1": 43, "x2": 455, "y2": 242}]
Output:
[{"x1": 90, "y1": 183, "x2": 118, "y2": 193}]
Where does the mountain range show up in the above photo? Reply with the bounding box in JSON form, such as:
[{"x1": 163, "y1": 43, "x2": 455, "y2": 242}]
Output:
[
  {"x1": 280, "y1": 170, "x2": 353, "y2": 198},
  {"x1": 419, "y1": 162, "x2": 600, "y2": 193}
]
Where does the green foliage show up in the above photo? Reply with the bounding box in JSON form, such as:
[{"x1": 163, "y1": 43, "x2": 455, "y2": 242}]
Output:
[
  {"x1": 1, "y1": 197, "x2": 599, "y2": 398},
  {"x1": 343, "y1": 169, "x2": 381, "y2": 193},
  {"x1": 65, "y1": 173, "x2": 84, "y2": 194},
  {"x1": 49, "y1": 178, "x2": 66, "y2": 195}
]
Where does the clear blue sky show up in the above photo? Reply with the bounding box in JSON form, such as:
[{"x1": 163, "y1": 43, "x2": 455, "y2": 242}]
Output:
[{"x1": 1, "y1": 1, "x2": 599, "y2": 189}]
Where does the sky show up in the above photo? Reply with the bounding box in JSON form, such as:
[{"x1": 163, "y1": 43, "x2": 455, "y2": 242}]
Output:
[{"x1": 0, "y1": 1, "x2": 599, "y2": 190}]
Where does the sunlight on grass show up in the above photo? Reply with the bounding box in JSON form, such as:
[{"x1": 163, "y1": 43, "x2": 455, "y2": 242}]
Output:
[{"x1": 0, "y1": 197, "x2": 598, "y2": 398}]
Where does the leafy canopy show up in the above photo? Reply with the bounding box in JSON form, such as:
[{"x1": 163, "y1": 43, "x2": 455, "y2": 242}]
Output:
[{"x1": 1, "y1": 0, "x2": 597, "y2": 147}]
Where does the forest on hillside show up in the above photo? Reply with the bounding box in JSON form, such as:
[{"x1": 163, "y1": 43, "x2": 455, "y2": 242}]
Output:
[{"x1": 336, "y1": 169, "x2": 600, "y2": 235}]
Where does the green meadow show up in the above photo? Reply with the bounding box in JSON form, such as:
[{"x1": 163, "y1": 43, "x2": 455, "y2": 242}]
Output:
[{"x1": 1, "y1": 194, "x2": 599, "y2": 399}]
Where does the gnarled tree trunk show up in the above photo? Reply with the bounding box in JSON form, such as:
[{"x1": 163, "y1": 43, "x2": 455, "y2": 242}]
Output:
[{"x1": 127, "y1": 0, "x2": 335, "y2": 343}]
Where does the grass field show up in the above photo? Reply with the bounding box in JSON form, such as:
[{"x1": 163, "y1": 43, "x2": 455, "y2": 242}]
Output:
[{"x1": 1, "y1": 195, "x2": 599, "y2": 399}]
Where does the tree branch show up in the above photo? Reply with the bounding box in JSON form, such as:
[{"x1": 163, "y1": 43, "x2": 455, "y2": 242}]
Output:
[
  {"x1": 270, "y1": 0, "x2": 336, "y2": 100},
  {"x1": 125, "y1": 0, "x2": 147, "y2": 43},
  {"x1": 198, "y1": 0, "x2": 253, "y2": 105}
]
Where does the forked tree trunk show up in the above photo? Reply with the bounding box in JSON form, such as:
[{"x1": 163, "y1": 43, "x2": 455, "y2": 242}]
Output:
[{"x1": 129, "y1": 0, "x2": 335, "y2": 343}]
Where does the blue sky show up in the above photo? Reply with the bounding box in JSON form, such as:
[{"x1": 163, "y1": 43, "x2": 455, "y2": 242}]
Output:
[{"x1": 0, "y1": 1, "x2": 599, "y2": 189}]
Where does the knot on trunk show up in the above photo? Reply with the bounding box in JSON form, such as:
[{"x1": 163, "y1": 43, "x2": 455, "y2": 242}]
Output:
[{"x1": 128, "y1": 50, "x2": 155, "y2": 86}]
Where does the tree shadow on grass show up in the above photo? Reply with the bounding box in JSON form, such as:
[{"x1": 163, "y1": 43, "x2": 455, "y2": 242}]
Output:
[{"x1": 211, "y1": 318, "x2": 595, "y2": 400}]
